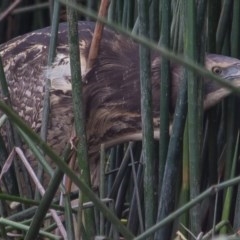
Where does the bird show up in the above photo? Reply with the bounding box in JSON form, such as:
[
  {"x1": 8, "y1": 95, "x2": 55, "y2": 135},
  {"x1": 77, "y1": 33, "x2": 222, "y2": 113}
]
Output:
[{"x1": 1, "y1": 21, "x2": 240, "y2": 193}]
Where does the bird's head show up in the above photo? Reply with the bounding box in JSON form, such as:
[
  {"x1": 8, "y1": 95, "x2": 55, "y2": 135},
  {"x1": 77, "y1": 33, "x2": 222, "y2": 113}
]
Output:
[
  {"x1": 203, "y1": 54, "x2": 240, "y2": 109},
  {"x1": 206, "y1": 54, "x2": 240, "y2": 79}
]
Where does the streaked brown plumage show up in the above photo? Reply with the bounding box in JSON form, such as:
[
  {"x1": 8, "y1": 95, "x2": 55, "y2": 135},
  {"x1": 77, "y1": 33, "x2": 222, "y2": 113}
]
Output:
[{"x1": 1, "y1": 21, "x2": 240, "y2": 190}]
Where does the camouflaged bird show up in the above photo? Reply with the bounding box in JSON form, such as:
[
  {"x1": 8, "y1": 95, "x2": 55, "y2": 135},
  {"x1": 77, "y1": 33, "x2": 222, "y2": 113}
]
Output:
[{"x1": 1, "y1": 21, "x2": 240, "y2": 190}]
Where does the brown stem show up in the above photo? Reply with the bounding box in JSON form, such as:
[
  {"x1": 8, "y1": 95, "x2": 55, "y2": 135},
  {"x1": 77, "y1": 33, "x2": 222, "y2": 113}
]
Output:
[{"x1": 86, "y1": 0, "x2": 110, "y2": 70}]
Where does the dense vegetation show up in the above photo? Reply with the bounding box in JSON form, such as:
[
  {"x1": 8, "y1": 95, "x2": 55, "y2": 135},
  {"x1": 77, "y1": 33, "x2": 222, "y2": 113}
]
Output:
[{"x1": 0, "y1": 0, "x2": 240, "y2": 239}]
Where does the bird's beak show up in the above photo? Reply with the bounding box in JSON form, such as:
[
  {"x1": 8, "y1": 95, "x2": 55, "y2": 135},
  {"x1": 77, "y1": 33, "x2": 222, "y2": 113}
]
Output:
[
  {"x1": 225, "y1": 63, "x2": 240, "y2": 80},
  {"x1": 226, "y1": 64, "x2": 240, "y2": 91}
]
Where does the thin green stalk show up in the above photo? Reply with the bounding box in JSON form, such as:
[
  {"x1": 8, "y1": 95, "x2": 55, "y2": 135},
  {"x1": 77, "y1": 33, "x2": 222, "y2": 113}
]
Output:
[
  {"x1": 67, "y1": 2, "x2": 90, "y2": 183},
  {"x1": 132, "y1": 0, "x2": 152, "y2": 35},
  {"x1": 0, "y1": 1, "x2": 9, "y2": 43},
  {"x1": 122, "y1": 0, "x2": 128, "y2": 28},
  {"x1": 12, "y1": 3, "x2": 49, "y2": 15},
  {"x1": 196, "y1": 0, "x2": 206, "y2": 137},
  {"x1": 158, "y1": 0, "x2": 171, "y2": 196},
  {"x1": 207, "y1": 0, "x2": 219, "y2": 52},
  {"x1": 36, "y1": 0, "x2": 60, "y2": 199},
  {"x1": 155, "y1": 76, "x2": 188, "y2": 240},
  {"x1": 231, "y1": 0, "x2": 240, "y2": 58},
  {"x1": 233, "y1": 176, "x2": 240, "y2": 230},
  {"x1": 184, "y1": 0, "x2": 201, "y2": 236},
  {"x1": 149, "y1": 0, "x2": 160, "y2": 41},
  {"x1": 220, "y1": 131, "x2": 239, "y2": 234},
  {"x1": 223, "y1": 97, "x2": 236, "y2": 182},
  {"x1": 66, "y1": 1, "x2": 94, "y2": 238},
  {"x1": 177, "y1": 120, "x2": 189, "y2": 236},
  {"x1": 138, "y1": 0, "x2": 155, "y2": 231},
  {"x1": 171, "y1": 0, "x2": 184, "y2": 52},
  {"x1": 33, "y1": 0, "x2": 45, "y2": 28},
  {"x1": 206, "y1": 111, "x2": 219, "y2": 229},
  {"x1": 122, "y1": 0, "x2": 134, "y2": 29},
  {"x1": 108, "y1": 0, "x2": 117, "y2": 21},
  {"x1": 99, "y1": 144, "x2": 105, "y2": 236},
  {"x1": 86, "y1": 0, "x2": 98, "y2": 21},
  {"x1": 116, "y1": 0, "x2": 123, "y2": 23},
  {"x1": 216, "y1": 0, "x2": 233, "y2": 53}
]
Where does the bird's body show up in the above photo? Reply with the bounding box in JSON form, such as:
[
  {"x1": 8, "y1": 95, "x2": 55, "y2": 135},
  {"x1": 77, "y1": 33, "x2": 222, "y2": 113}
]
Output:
[{"x1": 1, "y1": 22, "x2": 240, "y2": 190}]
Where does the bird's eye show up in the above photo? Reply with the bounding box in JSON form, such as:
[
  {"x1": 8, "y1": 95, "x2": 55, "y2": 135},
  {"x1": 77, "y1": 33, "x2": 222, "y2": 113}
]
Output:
[{"x1": 212, "y1": 66, "x2": 222, "y2": 75}]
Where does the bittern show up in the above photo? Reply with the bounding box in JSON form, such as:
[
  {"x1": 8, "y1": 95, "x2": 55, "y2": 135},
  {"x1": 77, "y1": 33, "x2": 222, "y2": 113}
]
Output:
[{"x1": 0, "y1": 21, "x2": 240, "y2": 190}]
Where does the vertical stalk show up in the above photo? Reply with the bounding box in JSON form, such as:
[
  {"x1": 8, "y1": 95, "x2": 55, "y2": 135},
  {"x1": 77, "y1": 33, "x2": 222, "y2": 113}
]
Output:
[
  {"x1": 86, "y1": 0, "x2": 110, "y2": 70},
  {"x1": 99, "y1": 144, "x2": 105, "y2": 236},
  {"x1": 66, "y1": 0, "x2": 95, "y2": 238},
  {"x1": 122, "y1": 0, "x2": 134, "y2": 29},
  {"x1": 155, "y1": 75, "x2": 188, "y2": 240},
  {"x1": 171, "y1": 0, "x2": 184, "y2": 52},
  {"x1": 231, "y1": 1, "x2": 240, "y2": 232},
  {"x1": 122, "y1": 0, "x2": 128, "y2": 28},
  {"x1": 184, "y1": 0, "x2": 201, "y2": 236},
  {"x1": 231, "y1": 0, "x2": 240, "y2": 58},
  {"x1": 196, "y1": 0, "x2": 206, "y2": 152},
  {"x1": 36, "y1": 0, "x2": 60, "y2": 199},
  {"x1": 149, "y1": 0, "x2": 160, "y2": 41},
  {"x1": 220, "y1": 127, "x2": 239, "y2": 234},
  {"x1": 206, "y1": 2, "x2": 219, "y2": 228},
  {"x1": 216, "y1": 0, "x2": 233, "y2": 53},
  {"x1": 158, "y1": 0, "x2": 171, "y2": 195},
  {"x1": 207, "y1": 0, "x2": 218, "y2": 52},
  {"x1": 86, "y1": 0, "x2": 98, "y2": 21},
  {"x1": 178, "y1": 120, "x2": 189, "y2": 235},
  {"x1": 108, "y1": 0, "x2": 117, "y2": 22},
  {"x1": 138, "y1": 0, "x2": 155, "y2": 231},
  {"x1": 116, "y1": 0, "x2": 123, "y2": 23}
]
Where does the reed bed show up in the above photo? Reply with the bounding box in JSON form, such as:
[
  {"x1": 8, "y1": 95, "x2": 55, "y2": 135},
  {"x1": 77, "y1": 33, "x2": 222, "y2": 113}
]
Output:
[{"x1": 0, "y1": 1, "x2": 240, "y2": 239}]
